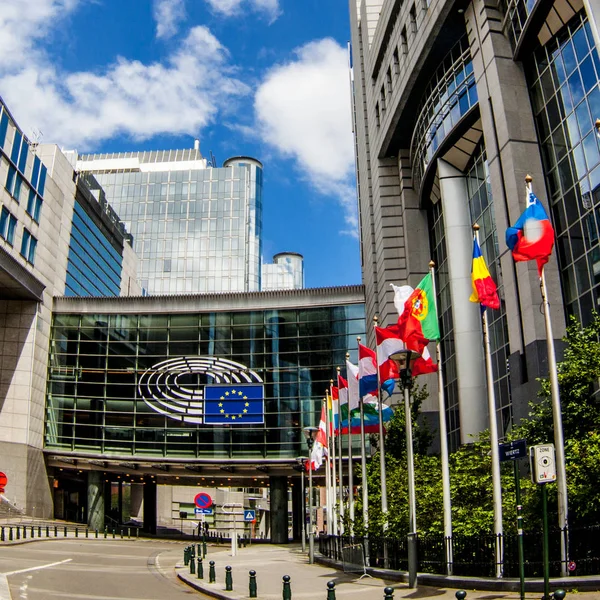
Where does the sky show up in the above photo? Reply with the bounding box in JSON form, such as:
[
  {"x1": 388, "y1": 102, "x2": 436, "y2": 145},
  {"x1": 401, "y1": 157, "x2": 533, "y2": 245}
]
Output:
[{"x1": 0, "y1": 0, "x2": 362, "y2": 289}]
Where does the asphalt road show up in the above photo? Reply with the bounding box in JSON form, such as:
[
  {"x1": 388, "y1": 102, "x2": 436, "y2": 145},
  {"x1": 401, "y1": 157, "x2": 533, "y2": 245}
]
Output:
[{"x1": 0, "y1": 539, "x2": 202, "y2": 599}]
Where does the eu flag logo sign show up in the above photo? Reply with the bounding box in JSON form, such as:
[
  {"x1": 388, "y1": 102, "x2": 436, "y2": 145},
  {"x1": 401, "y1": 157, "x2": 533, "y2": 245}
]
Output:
[{"x1": 204, "y1": 384, "x2": 264, "y2": 424}]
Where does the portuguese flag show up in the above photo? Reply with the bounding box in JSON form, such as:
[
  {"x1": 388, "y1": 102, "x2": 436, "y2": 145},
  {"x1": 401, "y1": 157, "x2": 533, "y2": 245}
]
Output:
[{"x1": 397, "y1": 272, "x2": 440, "y2": 353}]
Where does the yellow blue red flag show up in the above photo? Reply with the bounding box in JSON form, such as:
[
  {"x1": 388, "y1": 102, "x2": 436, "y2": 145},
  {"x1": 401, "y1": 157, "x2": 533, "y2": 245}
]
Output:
[{"x1": 470, "y1": 236, "x2": 500, "y2": 310}]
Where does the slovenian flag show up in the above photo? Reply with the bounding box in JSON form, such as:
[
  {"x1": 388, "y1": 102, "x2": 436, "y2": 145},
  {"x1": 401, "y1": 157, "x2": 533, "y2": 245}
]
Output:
[
  {"x1": 505, "y1": 190, "x2": 554, "y2": 276},
  {"x1": 470, "y1": 236, "x2": 500, "y2": 310}
]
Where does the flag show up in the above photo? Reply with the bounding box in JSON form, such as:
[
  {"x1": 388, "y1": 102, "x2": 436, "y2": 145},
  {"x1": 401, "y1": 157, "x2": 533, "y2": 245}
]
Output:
[
  {"x1": 340, "y1": 397, "x2": 394, "y2": 433},
  {"x1": 308, "y1": 402, "x2": 328, "y2": 471},
  {"x1": 393, "y1": 273, "x2": 440, "y2": 354},
  {"x1": 338, "y1": 373, "x2": 349, "y2": 422},
  {"x1": 346, "y1": 359, "x2": 360, "y2": 417},
  {"x1": 330, "y1": 385, "x2": 339, "y2": 435},
  {"x1": 470, "y1": 236, "x2": 500, "y2": 310},
  {"x1": 358, "y1": 343, "x2": 378, "y2": 398},
  {"x1": 375, "y1": 323, "x2": 437, "y2": 378},
  {"x1": 505, "y1": 189, "x2": 554, "y2": 276},
  {"x1": 204, "y1": 384, "x2": 264, "y2": 424}
]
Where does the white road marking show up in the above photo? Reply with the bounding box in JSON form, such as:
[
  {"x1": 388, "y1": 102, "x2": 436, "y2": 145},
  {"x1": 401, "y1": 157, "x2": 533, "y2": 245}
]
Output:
[
  {"x1": 0, "y1": 559, "x2": 73, "y2": 600},
  {"x1": 3, "y1": 559, "x2": 72, "y2": 577},
  {"x1": 0, "y1": 575, "x2": 11, "y2": 600}
]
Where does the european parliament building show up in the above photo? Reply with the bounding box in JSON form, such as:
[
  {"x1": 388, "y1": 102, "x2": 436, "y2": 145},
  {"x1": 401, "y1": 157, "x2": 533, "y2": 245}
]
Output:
[{"x1": 350, "y1": 0, "x2": 600, "y2": 449}]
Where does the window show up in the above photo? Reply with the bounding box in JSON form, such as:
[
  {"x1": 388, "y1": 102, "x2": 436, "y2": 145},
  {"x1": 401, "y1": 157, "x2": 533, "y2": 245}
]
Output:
[
  {"x1": 0, "y1": 112, "x2": 9, "y2": 149},
  {"x1": 410, "y1": 5, "x2": 417, "y2": 34},
  {"x1": 10, "y1": 130, "x2": 22, "y2": 164},
  {"x1": 393, "y1": 47, "x2": 400, "y2": 74},
  {"x1": 6, "y1": 165, "x2": 23, "y2": 202},
  {"x1": 380, "y1": 85, "x2": 386, "y2": 112},
  {"x1": 386, "y1": 67, "x2": 393, "y2": 93},
  {"x1": 0, "y1": 206, "x2": 17, "y2": 245},
  {"x1": 375, "y1": 102, "x2": 381, "y2": 127},
  {"x1": 27, "y1": 188, "x2": 43, "y2": 222},
  {"x1": 20, "y1": 228, "x2": 37, "y2": 264},
  {"x1": 401, "y1": 27, "x2": 408, "y2": 54}
]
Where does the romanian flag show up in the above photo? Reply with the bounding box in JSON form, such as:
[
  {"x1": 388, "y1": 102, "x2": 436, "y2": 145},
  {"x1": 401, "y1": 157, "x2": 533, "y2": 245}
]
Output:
[
  {"x1": 505, "y1": 190, "x2": 554, "y2": 276},
  {"x1": 396, "y1": 272, "x2": 440, "y2": 354},
  {"x1": 470, "y1": 236, "x2": 500, "y2": 310}
]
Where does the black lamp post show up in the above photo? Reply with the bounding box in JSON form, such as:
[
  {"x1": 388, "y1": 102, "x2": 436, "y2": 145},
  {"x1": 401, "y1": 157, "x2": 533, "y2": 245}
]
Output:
[
  {"x1": 303, "y1": 426, "x2": 318, "y2": 564},
  {"x1": 294, "y1": 457, "x2": 308, "y2": 553},
  {"x1": 389, "y1": 348, "x2": 421, "y2": 589}
]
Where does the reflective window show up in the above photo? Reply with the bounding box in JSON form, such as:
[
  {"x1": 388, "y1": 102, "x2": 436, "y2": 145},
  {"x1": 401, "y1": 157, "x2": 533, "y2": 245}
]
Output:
[
  {"x1": 0, "y1": 206, "x2": 17, "y2": 245},
  {"x1": 20, "y1": 228, "x2": 37, "y2": 264}
]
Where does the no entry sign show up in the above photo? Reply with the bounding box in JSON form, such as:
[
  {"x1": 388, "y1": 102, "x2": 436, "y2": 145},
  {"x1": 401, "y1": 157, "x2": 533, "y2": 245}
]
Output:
[
  {"x1": 0, "y1": 472, "x2": 7, "y2": 493},
  {"x1": 194, "y1": 492, "x2": 212, "y2": 509}
]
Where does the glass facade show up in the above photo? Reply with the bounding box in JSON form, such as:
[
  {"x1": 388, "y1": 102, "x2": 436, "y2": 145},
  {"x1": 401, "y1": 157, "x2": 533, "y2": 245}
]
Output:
[
  {"x1": 527, "y1": 12, "x2": 600, "y2": 324},
  {"x1": 46, "y1": 303, "x2": 365, "y2": 458},
  {"x1": 65, "y1": 200, "x2": 124, "y2": 297},
  {"x1": 79, "y1": 155, "x2": 263, "y2": 296}
]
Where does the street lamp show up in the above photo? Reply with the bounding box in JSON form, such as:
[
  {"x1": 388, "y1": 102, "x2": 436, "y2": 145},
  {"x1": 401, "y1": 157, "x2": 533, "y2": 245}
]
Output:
[
  {"x1": 294, "y1": 457, "x2": 308, "y2": 553},
  {"x1": 389, "y1": 348, "x2": 421, "y2": 589},
  {"x1": 303, "y1": 426, "x2": 318, "y2": 565}
]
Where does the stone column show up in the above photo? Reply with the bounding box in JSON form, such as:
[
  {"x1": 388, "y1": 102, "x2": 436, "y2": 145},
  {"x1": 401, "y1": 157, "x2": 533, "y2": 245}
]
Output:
[
  {"x1": 87, "y1": 471, "x2": 104, "y2": 531},
  {"x1": 143, "y1": 480, "x2": 157, "y2": 535},
  {"x1": 290, "y1": 477, "x2": 302, "y2": 541},
  {"x1": 269, "y1": 476, "x2": 288, "y2": 544},
  {"x1": 438, "y1": 158, "x2": 488, "y2": 442}
]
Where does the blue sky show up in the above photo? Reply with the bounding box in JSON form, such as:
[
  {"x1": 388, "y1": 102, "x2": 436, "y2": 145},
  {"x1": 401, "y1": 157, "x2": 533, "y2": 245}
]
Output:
[{"x1": 1, "y1": 0, "x2": 362, "y2": 288}]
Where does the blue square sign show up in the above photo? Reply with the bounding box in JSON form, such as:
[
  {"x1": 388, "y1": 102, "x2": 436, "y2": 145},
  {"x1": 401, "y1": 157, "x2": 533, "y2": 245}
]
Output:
[{"x1": 244, "y1": 510, "x2": 256, "y2": 522}]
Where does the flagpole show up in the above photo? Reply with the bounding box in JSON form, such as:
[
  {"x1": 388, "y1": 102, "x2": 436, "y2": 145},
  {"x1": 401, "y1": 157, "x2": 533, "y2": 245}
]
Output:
[
  {"x1": 324, "y1": 398, "x2": 332, "y2": 535},
  {"x1": 346, "y1": 352, "x2": 355, "y2": 533},
  {"x1": 337, "y1": 367, "x2": 345, "y2": 536},
  {"x1": 356, "y1": 337, "x2": 370, "y2": 559},
  {"x1": 527, "y1": 174, "x2": 569, "y2": 576},
  {"x1": 475, "y1": 225, "x2": 504, "y2": 578},
  {"x1": 372, "y1": 318, "x2": 389, "y2": 532},
  {"x1": 329, "y1": 382, "x2": 338, "y2": 536},
  {"x1": 428, "y1": 261, "x2": 453, "y2": 575}
]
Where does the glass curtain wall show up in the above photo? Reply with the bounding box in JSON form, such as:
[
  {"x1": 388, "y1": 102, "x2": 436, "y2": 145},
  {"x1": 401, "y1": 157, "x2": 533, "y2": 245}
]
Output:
[
  {"x1": 46, "y1": 305, "x2": 365, "y2": 458},
  {"x1": 526, "y1": 11, "x2": 600, "y2": 325}
]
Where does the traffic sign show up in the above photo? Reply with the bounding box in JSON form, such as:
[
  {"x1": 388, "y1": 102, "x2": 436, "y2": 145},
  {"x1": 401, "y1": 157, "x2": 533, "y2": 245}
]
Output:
[
  {"x1": 530, "y1": 444, "x2": 557, "y2": 484},
  {"x1": 499, "y1": 439, "x2": 527, "y2": 462},
  {"x1": 195, "y1": 508, "x2": 213, "y2": 515},
  {"x1": 195, "y1": 492, "x2": 212, "y2": 509},
  {"x1": 0, "y1": 472, "x2": 6, "y2": 494},
  {"x1": 244, "y1": 510, "x2": 256, "y2": 522}
]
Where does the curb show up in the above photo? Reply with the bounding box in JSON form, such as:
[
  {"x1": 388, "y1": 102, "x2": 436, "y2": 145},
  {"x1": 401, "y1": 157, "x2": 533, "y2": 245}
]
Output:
[{"x1": 176, "y1": 568, "x2": 245, "y2": 600}]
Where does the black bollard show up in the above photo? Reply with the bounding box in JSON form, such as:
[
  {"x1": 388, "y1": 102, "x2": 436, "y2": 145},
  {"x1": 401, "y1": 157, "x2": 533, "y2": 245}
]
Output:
[
  {"x1": 197, "y1": 557, "x2": 203, "y2": 579},
  {"x1": 120, "y1": 529, "x2": 123, "y2": 539},
  {"x1": 0, "y1": 527, "x2": 3, "y2": 542},
  {"x1": 75, "y1": 527, "x2": 78, "y2": 538},
  {"x1": 282, "y1": 575, "x2": 292, "y2": 600},
  {"x1": 209, "y1": 560, "x2": 216, "y2": 583},
  {"x1": 95, "y1": 529, "x2": 98, "y2": 538},
  {"x1": 9, "y1": 527, "x2": 13, "y2": 541},
  {"x1": 104, "y1": 527, "x2": 107, "y2": 539},
  {"x1": 46, "y1": 526, "x2": 49, "y2": 538},
  {"x1": 64, "y1": 526, "x2": 67, "y2": 537},
  {"x1": 85, "y1": 528, "x2": 88, "y2": 538},
  {"x1": 112, "y1": 528, "x2": 115, "y2": 539},
  {"x1": 225, "y1": 566, "x2": 233, "y2": 591},
  {"x1": 184, "y1": 547, "x2": 190, "y2": 566},
  {"x1": 190, "y1": 553, "x2": 196, "y2": 575},
  {"x1": 249, "y1": 570, "x2": 257, "y2": 598},
  {"x1": 384, "y1": 587, "x2": 394, "y2": 600},
  {"x1": 455, "y1": 592, "x2": 467, "y2": 600},
  {"x1": 17, "y1": 527, "x2": 20, "y2": 540},
  {"x1": 38, "y1": 526, "x2": 41, "y2": 537},
  {"x1": 31, "y1": 525, "x2": 34, "y2": 537},
  {"x1": 553, "y1": 592, "x2": 567, "y2": 600},
  {"x1": 327, "y1": 580, "x2": 336, "y2": 600},
  {"x1": 54, "y1": 525, "x2": 57, "y2": 537}
]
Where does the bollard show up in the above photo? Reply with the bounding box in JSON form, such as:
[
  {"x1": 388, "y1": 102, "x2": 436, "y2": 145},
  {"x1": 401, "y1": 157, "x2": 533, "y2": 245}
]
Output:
[
  {"x1": 38, "y1": 526, "x2": 41, "y2": 537},
  {"x1": 22, "y1": 526, "x2": 26, "y2": 539},
  {"x1": 75, "y1": 527, "x2": 78, "y2": 538},
  {"x1": 209, "y1": 560, "x2": 216, "y2": 583},
  {"x1": 327, "y1": 580, "x2": 336, "y2": 600},
  {"x1": 112, "y1": 528, "x2": 115, "y2": 539},
  {"x1": 85, "y1": 528, "x2": 88, "y2": 538},
  {"x1": 95, "y1": 529, "x2": 98, "y2": 539},
  {"x1": 0, "y1": 527, "x2": 3, "y2": 542},
  {"x1": 197, "y1": 557, "x2": 203, "y2": 579},
  {"x1": 282, "y1": 575, "x2": 291, "y2": 600},
  {"x1": 249, "y1": 570, "x2": 257, "y2": 598},
  {"x1": 190, "y1": 553, "x2": 196, "y2": 575},
  {"x1": 128, "y1": 528, "x2": 131, "y2": 539},
  {"x1": 120, "y1": 529, "x2": 123, "y2": 539},
  {"x1": 184, "y1": 547, "x2": 190, "y2": 566},
  {"x1": 384, "y1": 587, "x2": 395, "y2": 600},
  {"x1": 31, "y1": 525, "x2": 34, "y2": 537},
  {"x1": 46, "y1": 526, "x2": 49, "y2": 538},
  {"x1": 455, "y1": 592, "x2": 467, "y2": 600},
  {"x1": 104, "y1": 527, "x2": 107, "y2": 539},
  {"x1": 9, "y1": 527, "x2": 13, "y2": 542},
  {"x1": 225, "y1": 566, "x2": 233, "y2": 591},
  {"x1": 553, "y1": 592, "x2": 567, "y2": 600},
  {"x1": 64, "y1": 526, "x2": 67, "y2": 537},
  {"x1": 54, "y1": 525, "x2": 57, "y2": 537}
]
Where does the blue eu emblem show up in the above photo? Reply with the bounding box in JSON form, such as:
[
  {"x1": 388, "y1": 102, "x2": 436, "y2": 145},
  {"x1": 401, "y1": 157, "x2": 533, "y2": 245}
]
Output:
[{"x1": 204, "y1": 384, "x2": 264, "y2": 424}]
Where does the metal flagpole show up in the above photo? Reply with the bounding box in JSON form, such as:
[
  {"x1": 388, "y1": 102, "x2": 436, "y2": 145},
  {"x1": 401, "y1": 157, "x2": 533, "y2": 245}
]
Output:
[
  {"x1": 371, "y1": 318, "x2": 388, "y2": 530},
  {"x1": 324, "y1": 398, "x2": 332, "y2": 535},
  {"x1": 528, "y1": 175, "x2": 569, "y2": 576},
  {"x1": 328, "y1": 384, "x2": 338, "y2": 536},
  {"x1": 346, "y1": 353, "x2": 355, "y2": 531},
  {"x1": 477, "y1": 227, "x2": 504, "y2": 578},
  {"x1": 356, "y1": 337, "x2": 370, "y2": 564},
  {"x1": 428, "y1": 261, "x2": 453, "y2": 575},
  {"x1": 337, "y1": 367, "x2": 345, "y2": 536}
]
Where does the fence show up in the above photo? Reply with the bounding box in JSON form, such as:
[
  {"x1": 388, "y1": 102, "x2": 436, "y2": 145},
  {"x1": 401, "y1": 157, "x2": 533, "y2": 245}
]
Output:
[{"x1": 318, "y1": 524, "x2": 600, "y2": 578}]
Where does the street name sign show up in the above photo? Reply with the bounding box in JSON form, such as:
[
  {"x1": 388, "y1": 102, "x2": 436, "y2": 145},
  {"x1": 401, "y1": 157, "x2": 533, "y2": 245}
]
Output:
[
  {"x1": 499, "y1": 439, "x2": 527, "y2": 462},
  {"x1": 195, "y1": 508, "x2": 213, "y2": 515}
]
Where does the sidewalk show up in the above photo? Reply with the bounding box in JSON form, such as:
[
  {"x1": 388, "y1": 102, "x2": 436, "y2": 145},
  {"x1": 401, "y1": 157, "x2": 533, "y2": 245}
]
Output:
[{"x1": 176, "y1": 543, "x2": 594, "y2": 599}]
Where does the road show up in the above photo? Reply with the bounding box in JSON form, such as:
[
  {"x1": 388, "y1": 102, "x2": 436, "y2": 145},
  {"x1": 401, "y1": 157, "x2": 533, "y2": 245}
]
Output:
[{"x1": 0, "y1": 539, "x2": 203, "y2": 599}]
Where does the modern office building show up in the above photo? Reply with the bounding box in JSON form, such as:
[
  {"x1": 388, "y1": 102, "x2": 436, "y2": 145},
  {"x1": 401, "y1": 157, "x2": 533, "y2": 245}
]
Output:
[
  {"x1": 349, "y1": 0, "x2": 600, "y2": 449},
  {"x1": 74, "y1": 150, "x2": 264, "y2": 295},
  {"x1": 0, "y1": 97, "x2": 139, "y2": 516},
  {"x1": 44, "y1": 286, "x2": 365, "y2": 538},
  {"x1": 261, "y1": 252, "x2": 305, "y2": 291}
]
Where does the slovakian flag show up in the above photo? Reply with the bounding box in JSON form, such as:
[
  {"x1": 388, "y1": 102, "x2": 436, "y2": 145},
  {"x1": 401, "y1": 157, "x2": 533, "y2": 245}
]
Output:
[
  {"x1": 375, "y1": 323, "x2": 437, "y2": 378},
  {"x1": 470, "y1": 236, "x2": 500, "y2": 310},
  {"x1": 393, "y1": 273, "x2": 440, "y2": 354},
  {"x1": 506, "y1": 189, "x2": 554, "y2": 276},
  {"x1": 358, "y1": 343, "x2": 378, "y2": 398}
]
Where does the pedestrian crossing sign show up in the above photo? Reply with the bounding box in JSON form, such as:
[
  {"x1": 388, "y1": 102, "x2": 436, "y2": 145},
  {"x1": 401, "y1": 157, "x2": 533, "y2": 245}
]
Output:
[{"x1": 244, "y1": 510, "x2": 256, "y2": 522}]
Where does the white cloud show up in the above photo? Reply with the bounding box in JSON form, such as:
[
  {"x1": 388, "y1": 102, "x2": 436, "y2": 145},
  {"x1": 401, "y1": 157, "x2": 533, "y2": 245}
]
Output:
[
  {"x1": 0, "y1": 2, "x2": 250, "y2": 150},
  {"x1": 254, "y1": 39, "x2": 357, "y2": 235},
  {"x1": 205, "y1": 0, "x2": 281, "y2": 23},
  {"x1": 153, "y1": 0, "x2": 186, "y2": 39}
]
